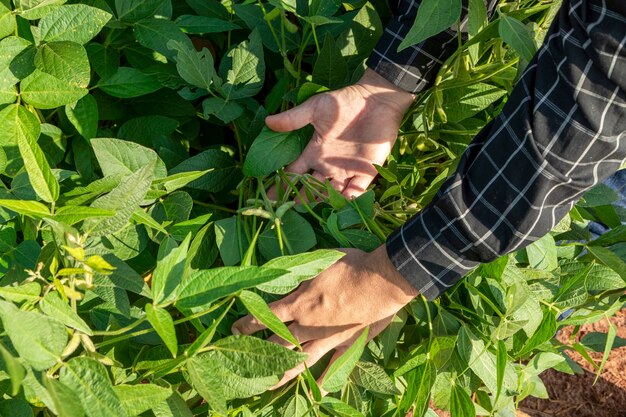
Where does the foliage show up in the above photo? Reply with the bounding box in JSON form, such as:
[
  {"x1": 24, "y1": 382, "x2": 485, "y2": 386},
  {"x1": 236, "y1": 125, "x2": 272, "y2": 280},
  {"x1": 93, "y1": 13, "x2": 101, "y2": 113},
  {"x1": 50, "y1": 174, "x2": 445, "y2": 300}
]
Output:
[{"x1": 0, "y1": 0, "x2": 624, "y2": 416}]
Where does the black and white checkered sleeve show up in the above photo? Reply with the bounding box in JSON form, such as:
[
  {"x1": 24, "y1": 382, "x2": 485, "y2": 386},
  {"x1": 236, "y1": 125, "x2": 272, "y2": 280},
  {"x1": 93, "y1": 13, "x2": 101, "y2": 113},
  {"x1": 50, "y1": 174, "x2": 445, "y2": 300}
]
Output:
[
  {"x1": 386, "y1": 0, "x2": 626, "y2": 300},
  {"x1": 367, "y1": 0, "x2": 498, "y2": 93}
]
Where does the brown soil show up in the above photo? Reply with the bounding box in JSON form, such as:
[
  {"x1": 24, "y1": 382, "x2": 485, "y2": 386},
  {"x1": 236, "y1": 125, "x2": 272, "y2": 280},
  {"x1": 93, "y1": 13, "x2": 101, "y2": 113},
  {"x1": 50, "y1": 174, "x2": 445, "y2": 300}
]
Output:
[
  {"x1": 520, "y1": 309, "x2": 626, "y2": 417},
  {"x1": 427, "y1": 309, "x2": 626, "y2": 417}
]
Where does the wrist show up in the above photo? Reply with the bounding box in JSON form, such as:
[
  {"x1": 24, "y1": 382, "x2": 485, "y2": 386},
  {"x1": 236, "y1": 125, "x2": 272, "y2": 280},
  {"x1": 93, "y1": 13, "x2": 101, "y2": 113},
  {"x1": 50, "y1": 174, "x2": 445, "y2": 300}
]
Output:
[
  {"x1": 356, "y1": 69, "x2": 416, "y2": 113},
  {"x1": 369, "y1": 245, "x2": 420, "y2": 303}
]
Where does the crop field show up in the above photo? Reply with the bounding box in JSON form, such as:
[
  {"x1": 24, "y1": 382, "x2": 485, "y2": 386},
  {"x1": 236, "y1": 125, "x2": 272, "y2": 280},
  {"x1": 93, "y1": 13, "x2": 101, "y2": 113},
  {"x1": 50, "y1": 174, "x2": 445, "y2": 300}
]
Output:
[{"x1": 0, "y1": 0, "x2": 624, "y2": 416}]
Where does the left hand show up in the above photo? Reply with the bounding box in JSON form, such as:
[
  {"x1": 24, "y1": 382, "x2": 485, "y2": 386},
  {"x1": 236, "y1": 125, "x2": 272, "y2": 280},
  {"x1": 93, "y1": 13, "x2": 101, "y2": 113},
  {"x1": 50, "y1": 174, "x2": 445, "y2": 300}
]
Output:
[{"x1": 231, "y1": 246, "x2": 419, "y2": 391}]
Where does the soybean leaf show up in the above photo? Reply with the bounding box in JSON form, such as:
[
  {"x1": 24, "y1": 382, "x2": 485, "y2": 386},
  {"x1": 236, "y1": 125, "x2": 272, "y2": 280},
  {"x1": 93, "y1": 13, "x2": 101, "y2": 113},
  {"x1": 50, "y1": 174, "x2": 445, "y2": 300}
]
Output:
[
  {"x1": 85, "y1": 43, "x2": 119, "y2": 79},
  {"x1": 59, "y1": 357, "x2": 125, "y2": 417},
  {"x1": 175, "y1": 266, "x2": 287, "y2": 309},
  {"x1": 152, "y1": 235, "x2": 191, "y2": 305},
  {"x1": 153, "y1": 170, "x2": 209, "y2": 193},
  {"x1": 40, "y1": 292, "x2": 92, "y2": 335},
  {"x1": 185, "y1": 354, "x2": 228, "y2": 415},
  {"x1": 52, "y1": 206, "x2": 115, "y2": 225},
  {"x1": 580, "y1": 331, "x2": 626, "y2": 353},
  {"x1": 116, "y1": 0, "x2": 166, "y2": 23},
  {"x1": 244, "y1": 126, "x2": 309, "y2": 177},
  {"x1": 526, "y1": 234, "x2": 558, "y2": 270},
  {"x1": 351, "y1": 361, "x2": 399, "y2": 395},
  {"x1": 219, "y1": 28, "x2": 265, "y2": 99},
  {"x1": 91, "y1": 138, "x2": 167, "y2": 179},
  {"x1": 258, "y1": 210, "x2": 317, "y2": 259},
  {"x1": 202, "y1": 97, "x2": 244, "y2": 123},
  {"x1": 113, "y1": 384, "x2": 171, "y2": 416},
  {"x1": 0, "y1": 300, "x2": 67, "y2": 371},
  {"x1": 468, "y1": 0, "x2": 488, "y2": 36},
  {"x1": 282, "y1": 394, "x2": 309, "y2": 417},
  {"x1": 312, "y1": 34, "x2": 347, "y2": 90},
  {"x1": 15, "y1": 106, "x2": 59, "y2": 202},
  {"x1": 499, "y1": 15, "x2": 536, "y2": 62},
  {"x1": 84, "y1": 164, "x2": 154, "y2": 236},
  {"x1": 65, "y1": 94, "x2": 98, "y2": 139},
  {"x1": 239, "y1": 290, "x2": 299, "y2": 346},
  {"x1": 134, "y1": 17, "x2": 190, "y2": 60},
  {"x1": 152, "y1": 392, "x2": 193, "y2": 417},
  {"x1": 145, "y1": 303, "x2": 177, "y2": 357},
  {"x1": 168, "y1": 39, "x2": 216, "y2": 90},
  {"x1": 170, "y1": 149, "x2": 238, "y2": 192},
  {"x1": 213, "y1": 335, "x2": 307, "y2": 378},
  {"x1": 442, "y1": 83, "x2": 507, "y2": 123},
  {"x1": 39, "y1": 4, "x2": 111, "y2": 44},
  {"x1": 43, "y1": 376, "x2": 85, "y2": 417},
  {"x1": 257, "y1": 249, "x2": 344, "y2": 294},
  {"x1": 34, "y1": 41, "x2": 90, "y2": 88},
  {"x1": 175, "y1": 15, "x2": 240, "y2": 34},
  {"x1": 0, "y1": 342, "x2": 25, "y2": 396},
  {"x1": 0, "y1": 2, "x2": 15, "y2": 39},
  {"x1": 398, "y1": 0, "x2": 462, "y2": 51},
  {"x1": 0, "y1": 199, "x2": 50, "y2": 218},
  {"x1": 319, "y1": 397, "x2": 365, "y2": 417},
  {"x1": 322, "y1": 328, "x2": 368, "y2": 393},
  {"x1": 97, "y1": 67, "x2": 161, "y2": 98},
  {"x1": 337, "y1": 2, "x2": 383, "y2": 69},
  {"x1": 20, "y1": 70, "x2": 88, "y2": 109},
  {"x1": 450, "y1": 384, "x2": 475, "y2": 417},
  {"x1": 0, "y1": 281, "x2": 40, "y2": 303},
  {"x1": 0, "y1": 398, "x2": 33, "y2": 417},
  {"x1": 586, "y1": 245, "x2": 626, "y2": 281}
]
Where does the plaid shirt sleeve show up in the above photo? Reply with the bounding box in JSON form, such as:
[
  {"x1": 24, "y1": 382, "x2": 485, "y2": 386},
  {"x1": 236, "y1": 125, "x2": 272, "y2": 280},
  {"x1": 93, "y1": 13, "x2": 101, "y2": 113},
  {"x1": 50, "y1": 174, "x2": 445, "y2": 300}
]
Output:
[
  {"x1": 386, "y1": 0, "x2": 626, "y2": 300},
  {"x1": 367, "y1": 0, "x2": 499, "y2": 93}
]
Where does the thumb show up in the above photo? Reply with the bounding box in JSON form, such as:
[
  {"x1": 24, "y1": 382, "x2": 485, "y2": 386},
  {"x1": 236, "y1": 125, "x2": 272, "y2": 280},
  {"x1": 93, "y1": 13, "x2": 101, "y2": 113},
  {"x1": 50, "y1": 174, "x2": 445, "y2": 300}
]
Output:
[{"x1": 266, "y1": 99, "x2": 316, "y2": 132}]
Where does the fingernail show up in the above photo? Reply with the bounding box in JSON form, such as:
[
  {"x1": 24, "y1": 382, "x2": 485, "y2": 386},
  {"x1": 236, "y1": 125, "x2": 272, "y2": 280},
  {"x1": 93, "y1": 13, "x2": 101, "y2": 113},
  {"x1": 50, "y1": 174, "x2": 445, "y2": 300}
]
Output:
[{"x1": 231, "y1": 327, "x2": 241, "y2": 335}]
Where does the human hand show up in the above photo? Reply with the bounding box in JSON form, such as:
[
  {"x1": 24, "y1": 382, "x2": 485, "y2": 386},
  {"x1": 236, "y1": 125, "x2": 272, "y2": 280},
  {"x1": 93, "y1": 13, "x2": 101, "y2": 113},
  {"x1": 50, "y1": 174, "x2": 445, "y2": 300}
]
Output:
[
  {"x1": 231, "y1": 245, "x2": 419, "y2": 391},
  {"x1": 267, "y1": 69, "x2": 415, "y2": 198}
]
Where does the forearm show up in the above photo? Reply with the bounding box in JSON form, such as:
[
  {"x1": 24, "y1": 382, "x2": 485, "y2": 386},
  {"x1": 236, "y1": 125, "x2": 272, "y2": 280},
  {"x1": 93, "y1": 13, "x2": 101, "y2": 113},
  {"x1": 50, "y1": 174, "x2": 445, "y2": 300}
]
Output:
[
  {"x1": 386, "y1": 0, "x2": 626, "y2": 299},
  {"x1": 367, "y1": 0, "x2": 499, "y2": 93}
]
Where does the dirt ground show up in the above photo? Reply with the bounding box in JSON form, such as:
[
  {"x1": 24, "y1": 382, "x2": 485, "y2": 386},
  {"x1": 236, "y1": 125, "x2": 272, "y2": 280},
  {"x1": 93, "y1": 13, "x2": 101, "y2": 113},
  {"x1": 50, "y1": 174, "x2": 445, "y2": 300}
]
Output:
[
  {"x1": 519, "y1": 309, "x2": 626, "y2": 417},
  {"x1": 427, "y1": 309, "x2": 626, "y2": 417}
]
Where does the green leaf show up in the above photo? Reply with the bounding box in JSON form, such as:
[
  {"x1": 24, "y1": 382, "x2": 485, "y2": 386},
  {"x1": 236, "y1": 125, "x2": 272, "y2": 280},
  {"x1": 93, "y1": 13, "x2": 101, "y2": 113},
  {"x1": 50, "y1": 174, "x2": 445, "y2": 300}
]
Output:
[
  {"x1": 350, "y1": 361, "x2": 399, "y2": 395},
  {"x1": 185, "y1": 354, "x2": 227, "y2": 415},
  {"x1": 337, "y1": 2, "x2": 382, "y2": 69},
  {"x1": 168, "y1": 39, "x2": 215, "y2": 90},
  {"x1": 86, "y1": 42, "x2": 119, "y2": 79},
  {"x1": 580, "y1": 331, "x2": 626, "y2": 353},
  {"x1": 213, "y1": 335, "x2": 307, "y2": 378},
  {"x1": 64, "y1": 94, "x2": 98, "y2": 140},
  {"x1": 498, "y1": 15, "x2": 536, "y2": 62},
  {"x1": 442, "y1": 83, "x2": 507, "y2": 123},
  {"x1": 175, "y1": 15, "x2": 240, "y2": 34},
  {"x1": 517, "y1": 311, "x2": 557, "y2": 356},
  {"x1": 153, "y1": 170, "x2": 210, "y2": 193},
  {"x1": 0, "y1": 281, "x2": 40, "y2": 303},
  {"x1": 52, "y1": 206, "x2": 115, "y2": 225},
  {"x1": 113, "y1": 384, "x2": 172, "y2": 416},
  {"x1": 152, "y1": 392, "x2": 193, "y2": 417},
  {"x1": 257, "y1": 249, "x2": 344, "y2": 294},
  {"x1": 282, "y1": 394, "x2": 310, "y2": 417},
  {"x1": 116, "y1": 0, "x2": 166, "y2": 23},
  {"x1": 34, "y1": 41, "x2": 90, "y2": 88},
  {"x1": 244, "y1": 126, "x2": 309, "y2": 177},
  {"x1": 258, "y1": 210, "x2": 317, "y2": 259},
  {"x1": 239, "y1": 290, "x2": 299, "y2": 346},
  {"x1": 219, "y1": 28, "x2": 265, "y2": 99},
  {"x1": 14, "y1": 107, "x2": 59, "y2": 203},
  {"x1": 202, "y1": 97, "x2": 244, "y2": 123},
  {"x1": 91, "y1": 138, "x2": 167, "y2": 179},
  {"x1": 170, "y1": 149, "x2": 238, "y2": 192},
  {"x1": 398, "y1": 0, "x2": 462, "y2": 51},
  {"x1": 145, "y1": 303, "x2": 177, "y2": 357},
  {"x1": 43, "y1": 376, "x2": 85, "y2": 417},
  {"x1": 450, "y1": 384, "x2": 475, "y2": 417},
  {"x1": 319, "y1": 397, "x2": 365, "y2": 417},
  {"x1": 20, "y1": 69, "x2": 88, "y2": 109},
  {"x1": 467, "y1": 0, "x2": 488, "y2": 36},
  {"x1": 84, "y1": 163, "x2": 154, "y2": 236},
  {"x1": 0, "y1": 342, "x2": 25, "y2": 396},
  {"x1": 0, "y1": 2, "x2": 16, "y2": 40},
  {"x1": 39, "y1": 4, "x2": 112, "y2": 44},
  {"x1": 152, "y1": 235, "x2": 190, "y2": 304},
  {"x1": 134, "y1": 17, "x2": 190, "y2": 60},
  {"x1": 175, "y1": 266, "x2": 287, "y2": 309},
  {"x1": 40, "y1": 292, "x2": 92, "y2": 335},
  {"x1": 322, "y1": 328, "x2": 368, "y2": 393},
  {"x1": 526, "y1": 233, "x2": 558, "y2": 270},
  {"x1": 0, "y1": 200, "x2": 50, "y2": 219},
  {"x1": 0, "y1": 398, "x2": 33, "y2": 417},
  {"x1": 312, "y1": 33, "x2": 347, "y2": 89},
  {"x1": 97, "y1": 67, "x2": 161, "y2": 98},
  {"x1": 59, "y1": 357, "x2": 125, "y2": 417},
  {"x1": 586, "y1": 245, "x2": 626, "y2": 281},
  {"x1": 0, "y1": 300, "x2": 67, "y2": 371}
]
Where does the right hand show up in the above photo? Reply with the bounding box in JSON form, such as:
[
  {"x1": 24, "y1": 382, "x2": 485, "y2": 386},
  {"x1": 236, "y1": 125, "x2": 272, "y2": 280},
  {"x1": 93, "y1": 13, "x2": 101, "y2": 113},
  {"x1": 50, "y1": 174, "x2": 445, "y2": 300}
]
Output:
[{"x1": 267, "y1": 69, "x2": 415, "y2": 198}]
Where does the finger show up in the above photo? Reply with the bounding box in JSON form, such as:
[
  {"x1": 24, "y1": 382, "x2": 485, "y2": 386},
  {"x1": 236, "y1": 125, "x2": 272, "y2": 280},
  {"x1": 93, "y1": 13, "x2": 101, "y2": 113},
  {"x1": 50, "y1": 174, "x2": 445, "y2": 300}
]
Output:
[
  {"x1": 265, "y1": 100, "x2": 315, "y2": 132},
  {"x1": 311, "y1": 171, "x2": 328, "y2": 184},
  {"x1": 329, "y1": 177, "x2": 349, "y2": 194},
  {"x1": 231, "y1": 299, "x2": 294, "y2": 335},
  {"x1": 285, "y1": 155, "x2": 310, "y2": 175},
  {"x1": 271, "y1": 338, "x2": 336, "y2": 390},
  {"x1": 342, "y1": 175, "x2": 373, "y2": 198}
]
